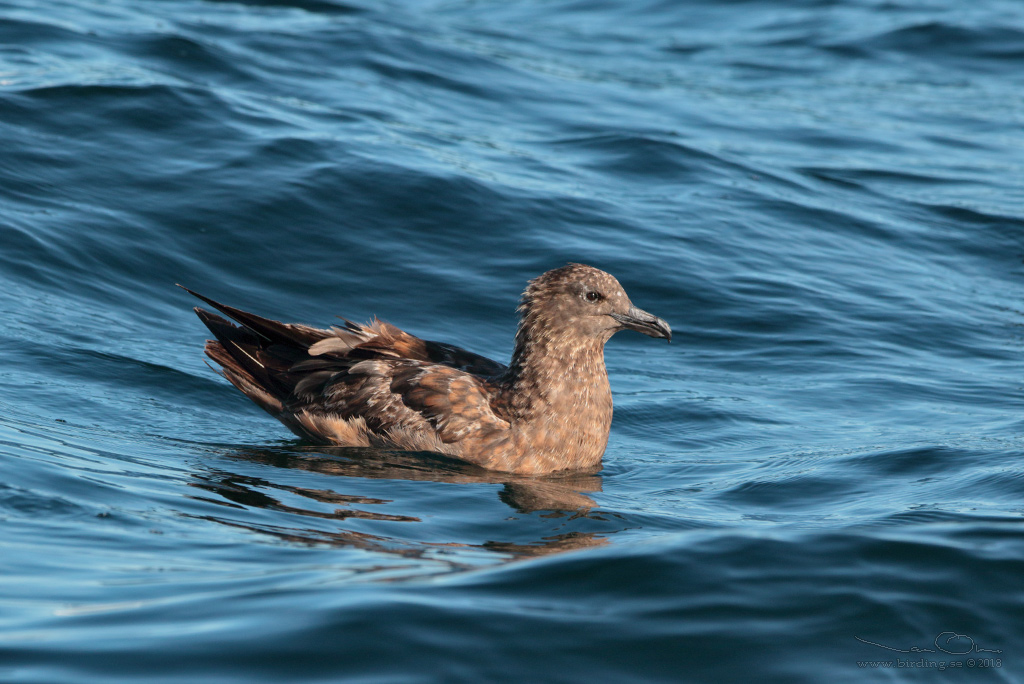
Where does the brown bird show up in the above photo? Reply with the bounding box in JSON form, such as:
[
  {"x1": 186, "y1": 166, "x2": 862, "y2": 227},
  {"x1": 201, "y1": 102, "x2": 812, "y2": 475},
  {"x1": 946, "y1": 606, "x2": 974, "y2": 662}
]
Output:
[{"x1": 182, "y1": 264, "x2": 671, "y2": 475}]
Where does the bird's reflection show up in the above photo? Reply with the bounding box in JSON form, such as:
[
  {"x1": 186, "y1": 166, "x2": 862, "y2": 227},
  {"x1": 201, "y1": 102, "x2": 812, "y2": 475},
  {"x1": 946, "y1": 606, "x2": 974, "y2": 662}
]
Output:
[{"x1": 188, "y1": 445, "x2": 616, "y2": 564}]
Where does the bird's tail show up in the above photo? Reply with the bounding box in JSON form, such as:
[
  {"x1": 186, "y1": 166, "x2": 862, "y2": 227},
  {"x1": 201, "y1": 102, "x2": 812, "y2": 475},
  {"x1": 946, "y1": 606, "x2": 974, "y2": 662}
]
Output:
[{"x1": 178, "y1": 285, "x2": 329, "y2": 417}]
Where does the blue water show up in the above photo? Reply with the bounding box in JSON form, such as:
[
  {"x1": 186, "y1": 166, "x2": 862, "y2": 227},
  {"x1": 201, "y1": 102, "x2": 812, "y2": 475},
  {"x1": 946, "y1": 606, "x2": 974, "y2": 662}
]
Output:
[{"x1": 2, "y1": 0, "x2": 1023, "y2": 681}]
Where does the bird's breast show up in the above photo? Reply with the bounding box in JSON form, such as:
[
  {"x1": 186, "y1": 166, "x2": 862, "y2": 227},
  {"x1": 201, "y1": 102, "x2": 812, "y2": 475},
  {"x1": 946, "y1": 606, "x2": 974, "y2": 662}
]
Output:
[{"x1": 507, "y1": 354, "x2": 613, "y2": 472}]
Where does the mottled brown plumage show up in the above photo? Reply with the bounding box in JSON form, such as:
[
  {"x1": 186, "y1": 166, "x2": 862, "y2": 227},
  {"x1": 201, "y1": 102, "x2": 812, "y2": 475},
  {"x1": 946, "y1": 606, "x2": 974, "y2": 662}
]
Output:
[{"x1": 182, "y1": 264, "x2": 670, "y2": 475}]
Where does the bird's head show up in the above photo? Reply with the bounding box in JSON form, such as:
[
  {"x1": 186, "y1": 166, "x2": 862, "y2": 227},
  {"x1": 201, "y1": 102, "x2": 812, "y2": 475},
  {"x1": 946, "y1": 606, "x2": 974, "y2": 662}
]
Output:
[{"x1": 518, "y1": 263, "x2": 672, "y2": 344}]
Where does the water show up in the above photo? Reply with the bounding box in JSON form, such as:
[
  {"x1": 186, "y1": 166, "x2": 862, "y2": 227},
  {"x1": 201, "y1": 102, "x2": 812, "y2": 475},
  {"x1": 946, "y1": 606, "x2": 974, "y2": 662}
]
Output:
[{"x1": 2, "y1": 0, "x2": 1023, "y2": 681}]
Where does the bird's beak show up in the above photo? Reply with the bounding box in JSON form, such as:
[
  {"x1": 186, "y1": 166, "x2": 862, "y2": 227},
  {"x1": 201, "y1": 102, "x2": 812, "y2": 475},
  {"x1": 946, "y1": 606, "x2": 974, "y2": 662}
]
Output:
[{"x1": 609, "y1": 306, "x2": 672, "y2": 341}]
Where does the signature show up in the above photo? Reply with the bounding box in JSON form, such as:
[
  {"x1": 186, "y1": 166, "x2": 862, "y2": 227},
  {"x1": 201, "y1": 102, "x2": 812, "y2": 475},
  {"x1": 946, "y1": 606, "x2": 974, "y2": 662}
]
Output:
[{"x1": 856, "y1": 632, "x2": 1002, "y2": 655}]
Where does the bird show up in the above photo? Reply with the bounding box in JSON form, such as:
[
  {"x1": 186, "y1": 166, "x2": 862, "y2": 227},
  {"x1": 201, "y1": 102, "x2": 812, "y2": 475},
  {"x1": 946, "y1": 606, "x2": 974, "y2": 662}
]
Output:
[{"x1": 181, "y1": 263, "x2": 671, "y2": 475}]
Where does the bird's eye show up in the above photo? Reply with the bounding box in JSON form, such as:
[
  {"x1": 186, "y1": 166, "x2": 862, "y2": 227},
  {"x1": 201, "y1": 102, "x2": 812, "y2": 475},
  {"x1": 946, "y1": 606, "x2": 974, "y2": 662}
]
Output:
[{"x1": 585, "y1": 291, "x2": 603, "y2": 303}]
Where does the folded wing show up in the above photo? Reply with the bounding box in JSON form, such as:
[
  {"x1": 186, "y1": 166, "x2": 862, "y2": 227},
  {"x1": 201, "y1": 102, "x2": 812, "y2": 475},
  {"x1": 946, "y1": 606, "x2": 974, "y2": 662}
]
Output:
[{"x1": 182, "y1": 287, "x2": 512, "y2": 460}]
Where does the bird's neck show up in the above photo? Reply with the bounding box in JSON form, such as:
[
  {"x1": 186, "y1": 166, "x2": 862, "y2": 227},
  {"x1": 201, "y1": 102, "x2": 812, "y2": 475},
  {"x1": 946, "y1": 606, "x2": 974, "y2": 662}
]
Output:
[{"x1": 501, "y1": 329, "x2": 613, "y2": 472}]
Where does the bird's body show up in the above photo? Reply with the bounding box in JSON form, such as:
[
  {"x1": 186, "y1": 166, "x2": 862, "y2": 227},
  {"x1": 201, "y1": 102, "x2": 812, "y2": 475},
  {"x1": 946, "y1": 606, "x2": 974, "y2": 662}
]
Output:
[{"x1": 184, "y1": 264, "x2": 670, "y2": 475}]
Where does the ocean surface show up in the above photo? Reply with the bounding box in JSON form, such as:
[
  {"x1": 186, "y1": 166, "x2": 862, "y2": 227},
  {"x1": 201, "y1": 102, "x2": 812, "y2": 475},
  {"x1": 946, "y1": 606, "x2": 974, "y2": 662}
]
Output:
[{"x1": 2, "y1": 0, "x2": 1023, "y2": 681}]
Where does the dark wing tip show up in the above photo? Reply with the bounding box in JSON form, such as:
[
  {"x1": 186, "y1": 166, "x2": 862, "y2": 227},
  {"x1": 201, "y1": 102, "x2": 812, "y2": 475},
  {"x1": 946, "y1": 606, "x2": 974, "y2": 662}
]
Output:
[{"x1": 177, "y1": 284, "x2": 224, "y2": 312}]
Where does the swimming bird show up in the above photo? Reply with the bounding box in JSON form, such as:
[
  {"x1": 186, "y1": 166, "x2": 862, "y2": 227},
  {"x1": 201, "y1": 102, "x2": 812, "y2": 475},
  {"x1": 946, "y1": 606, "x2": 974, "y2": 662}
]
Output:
[{"x1": 182, "y1": 264, "x2": 671, "y2": 475}]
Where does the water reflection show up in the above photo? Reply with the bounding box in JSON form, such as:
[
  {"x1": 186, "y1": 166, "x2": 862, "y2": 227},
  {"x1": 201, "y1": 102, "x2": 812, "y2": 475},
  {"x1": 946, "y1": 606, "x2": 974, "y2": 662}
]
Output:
[{"x1": 188, "y1": 446, "x2": 614, "y2": 562}]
